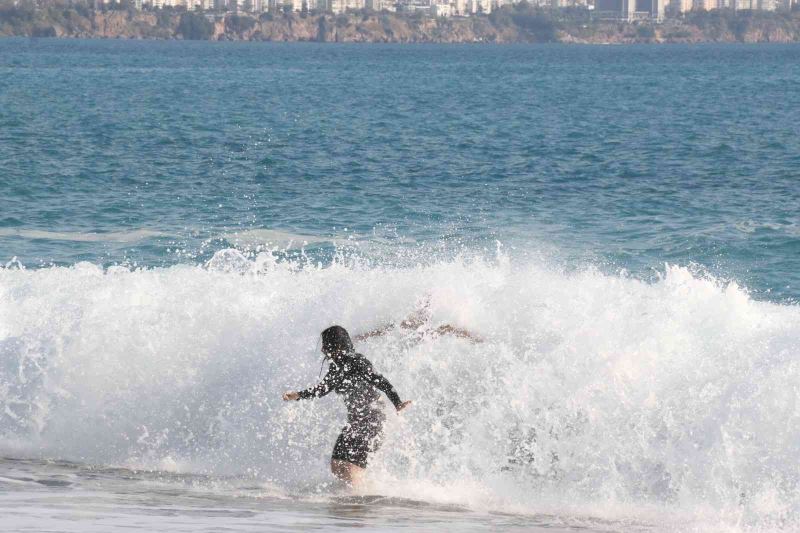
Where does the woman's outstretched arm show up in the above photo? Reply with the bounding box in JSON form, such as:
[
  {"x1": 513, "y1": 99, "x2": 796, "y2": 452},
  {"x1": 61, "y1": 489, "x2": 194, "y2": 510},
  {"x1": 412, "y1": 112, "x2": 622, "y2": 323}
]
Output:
[{"x1": 283, "y1": 368, "x2": 337, "y2": 401}]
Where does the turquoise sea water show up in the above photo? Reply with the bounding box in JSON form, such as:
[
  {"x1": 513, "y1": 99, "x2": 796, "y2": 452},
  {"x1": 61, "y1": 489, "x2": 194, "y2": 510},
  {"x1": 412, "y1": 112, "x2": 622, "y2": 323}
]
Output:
[
  {"x1": 2, "y1": 40, "x2": 800, "y2": 299},
  {"x1": 2, "y1": 39, "x2": 800, "y2": 532}
]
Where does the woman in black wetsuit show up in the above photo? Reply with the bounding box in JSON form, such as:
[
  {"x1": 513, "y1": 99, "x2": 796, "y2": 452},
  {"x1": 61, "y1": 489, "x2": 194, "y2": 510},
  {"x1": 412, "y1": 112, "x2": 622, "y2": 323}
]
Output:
[{"x1": 282, "y1": 325, "x2": 412, "y2": 485}]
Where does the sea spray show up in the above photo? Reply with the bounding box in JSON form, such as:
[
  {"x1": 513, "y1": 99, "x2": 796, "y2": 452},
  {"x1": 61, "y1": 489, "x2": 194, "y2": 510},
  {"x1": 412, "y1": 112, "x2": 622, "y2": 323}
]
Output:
[{"x1": 1, "y1": 250, "x2": 799, "y2": 529}]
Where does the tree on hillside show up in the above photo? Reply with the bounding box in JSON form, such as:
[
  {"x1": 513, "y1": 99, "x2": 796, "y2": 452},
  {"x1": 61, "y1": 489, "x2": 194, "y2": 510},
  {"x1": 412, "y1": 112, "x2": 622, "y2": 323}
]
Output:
[
  {"x1": 226, "y1": 13, "x2": 256, "y2": 33},
  {"x1": 511, "y1": 4, "x2": 558, "y2": 42},
  {"x1": 178, "y1": 11, "x2": 214, "y2": 39}
]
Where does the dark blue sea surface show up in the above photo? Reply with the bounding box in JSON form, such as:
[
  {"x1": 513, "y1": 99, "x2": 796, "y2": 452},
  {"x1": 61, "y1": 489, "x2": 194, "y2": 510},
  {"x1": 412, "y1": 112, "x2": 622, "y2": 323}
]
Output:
[{"x1": 1, "y1": 39, "x2": 800, "y2": 300}]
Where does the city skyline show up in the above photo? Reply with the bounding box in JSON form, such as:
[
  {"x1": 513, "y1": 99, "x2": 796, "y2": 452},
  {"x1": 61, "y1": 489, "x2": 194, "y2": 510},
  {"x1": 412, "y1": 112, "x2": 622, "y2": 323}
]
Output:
[{"x1": 91, "y1": 0, "x2": 796, "y2": 20}]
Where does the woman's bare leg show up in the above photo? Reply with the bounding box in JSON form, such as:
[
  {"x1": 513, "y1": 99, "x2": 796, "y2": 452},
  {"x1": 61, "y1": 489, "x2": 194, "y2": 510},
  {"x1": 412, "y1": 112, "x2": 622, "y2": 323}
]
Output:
[{"x1": 331, "y1": 459, "x2": 365, "y2": 488}]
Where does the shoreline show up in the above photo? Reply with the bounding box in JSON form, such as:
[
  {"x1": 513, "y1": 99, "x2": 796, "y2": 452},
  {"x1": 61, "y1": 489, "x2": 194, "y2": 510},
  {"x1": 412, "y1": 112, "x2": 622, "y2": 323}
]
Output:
[
  {"x1": 5, "y1": 35, "x2": 800, "y2": 43},
  {"x1": 2, "y1": 5, "x2": 800, "y2": 44}
]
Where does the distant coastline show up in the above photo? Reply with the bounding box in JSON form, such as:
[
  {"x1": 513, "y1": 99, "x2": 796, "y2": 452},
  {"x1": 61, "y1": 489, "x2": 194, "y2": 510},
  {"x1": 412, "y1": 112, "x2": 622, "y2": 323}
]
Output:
[{"x1": 2, "y1": 2, "x2": 800, "y2": 43}]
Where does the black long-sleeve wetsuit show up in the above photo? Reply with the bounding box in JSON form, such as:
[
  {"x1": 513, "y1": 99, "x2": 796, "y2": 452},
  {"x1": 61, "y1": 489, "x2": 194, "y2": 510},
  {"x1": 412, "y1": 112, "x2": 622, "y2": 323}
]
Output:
[{"x1": 297, "y1": 351, "x2": 403, "y2": 468}]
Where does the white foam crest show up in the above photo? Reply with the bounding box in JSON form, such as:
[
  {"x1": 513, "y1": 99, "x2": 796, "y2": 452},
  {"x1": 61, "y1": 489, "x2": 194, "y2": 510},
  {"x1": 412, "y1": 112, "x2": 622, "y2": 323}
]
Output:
[
  {"x1": 0, "y1": 228, "x2": 166, "y2": 242},
  {"x1": 1, "y1": 254, "x2": 799, "y2": 530}
]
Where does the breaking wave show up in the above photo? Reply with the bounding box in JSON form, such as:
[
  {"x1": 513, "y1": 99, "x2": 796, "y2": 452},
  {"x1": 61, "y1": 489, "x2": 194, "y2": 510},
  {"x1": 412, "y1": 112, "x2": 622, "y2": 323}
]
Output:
[{"x1": 1, "y1": 249, "x2": 799, "y2": 530}]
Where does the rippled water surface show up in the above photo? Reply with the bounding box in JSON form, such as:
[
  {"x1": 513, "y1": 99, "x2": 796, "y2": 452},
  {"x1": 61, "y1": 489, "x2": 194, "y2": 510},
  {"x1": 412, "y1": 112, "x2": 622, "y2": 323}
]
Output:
[{"x1": 2, "y1": 40, "x2": 800, "y2": 299}]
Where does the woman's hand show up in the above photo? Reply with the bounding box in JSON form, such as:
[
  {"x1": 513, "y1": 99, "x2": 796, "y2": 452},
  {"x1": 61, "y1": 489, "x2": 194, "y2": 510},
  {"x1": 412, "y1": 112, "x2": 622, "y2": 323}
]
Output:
[
  {"x1": 397, "y1": 400, "x2": 412, "y2": 412},
  {"x1": 283, "y1": 391, "x2": 300, "y2": 401}
]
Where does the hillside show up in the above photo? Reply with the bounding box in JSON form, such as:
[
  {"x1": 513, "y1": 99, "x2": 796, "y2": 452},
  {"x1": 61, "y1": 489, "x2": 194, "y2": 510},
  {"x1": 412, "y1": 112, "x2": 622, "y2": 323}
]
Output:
[{"x1": 2, "y1": 1, "x2": 800, "y2": 43}]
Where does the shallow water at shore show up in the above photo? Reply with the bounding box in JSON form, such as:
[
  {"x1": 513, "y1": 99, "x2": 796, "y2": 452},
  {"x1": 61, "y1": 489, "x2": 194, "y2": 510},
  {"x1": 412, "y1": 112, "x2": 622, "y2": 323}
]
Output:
[{"x1": 0, "y1": 458, "x2": 653, "y2": 532}]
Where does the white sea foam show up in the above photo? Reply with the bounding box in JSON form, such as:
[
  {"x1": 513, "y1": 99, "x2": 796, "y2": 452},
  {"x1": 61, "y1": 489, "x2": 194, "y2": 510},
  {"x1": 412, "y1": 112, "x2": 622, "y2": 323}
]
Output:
[
  {"x1": 215, "y1": 228, "x2": 419, "y2": 251},
  {"x1": 0, "y1": 228, "x2": 166, "y2": 243},
  {"x1": 1, "y1": 250, "x2": 799, "y2": 531}
]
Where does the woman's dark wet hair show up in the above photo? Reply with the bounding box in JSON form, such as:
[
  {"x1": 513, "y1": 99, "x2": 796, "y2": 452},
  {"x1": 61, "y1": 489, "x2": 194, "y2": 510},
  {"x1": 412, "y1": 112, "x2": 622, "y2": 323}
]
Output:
[{"x1": 321, "y1": 325, "x2": 354, "y2": 359}]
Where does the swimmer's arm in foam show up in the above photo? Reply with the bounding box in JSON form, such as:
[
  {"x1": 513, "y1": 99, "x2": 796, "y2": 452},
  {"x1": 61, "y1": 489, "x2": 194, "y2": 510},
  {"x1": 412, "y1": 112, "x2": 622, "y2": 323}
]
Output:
[
  {"x1": 432, "y1": 324, "x2": 483, "y2": 343},
  {"x1": 353, "y1": 324, "x2": 395, "y2": 342},
  {"x1": 354, "y1": 307, "x2": 428, "y2": 342}
]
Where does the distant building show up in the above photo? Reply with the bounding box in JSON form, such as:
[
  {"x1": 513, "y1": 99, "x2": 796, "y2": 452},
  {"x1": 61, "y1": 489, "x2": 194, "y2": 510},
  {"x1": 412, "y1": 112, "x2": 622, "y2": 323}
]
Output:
[
  {"x1": 595, "y1": 0, "x2": 663, "y2": 19},
  {"x1": 465, "y1": 0, "x2": 491, "y2": 13},
  {"x1": 366, "y1": 0, "x2": 396, "y2": 10},
  {"x1": 625, "y1": 0, "x2": 635, "y2": 18},
  {"x1": 695, "y1": 0, "x2": 718, "y2": 9},
  {"x1": 647, "y1": 0, "x2": 665, "y2": 19},
  {"x1": 431, "y1": 1, "x2": 452, "y2": 14},
  {"x1": 668, "y1": 0, "x2": 692, "y2": 13},
  {"x1": 594, "y1": 0, "x2": 619, "y2": 14},
  {"x1": 104, "y1": 0, "x2": 798, "y2": 17},
  {"x1": 327, "y1": 0, "x2": 364, "y2": 12}
]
